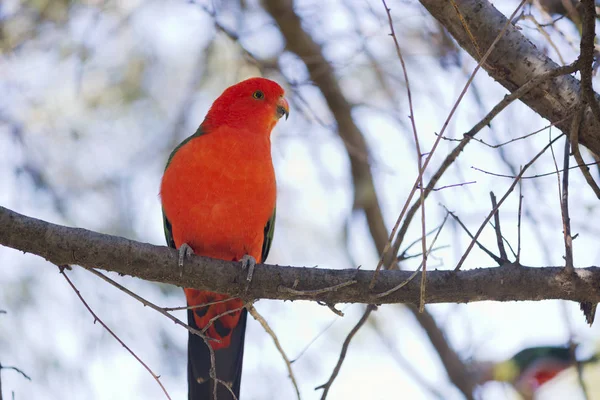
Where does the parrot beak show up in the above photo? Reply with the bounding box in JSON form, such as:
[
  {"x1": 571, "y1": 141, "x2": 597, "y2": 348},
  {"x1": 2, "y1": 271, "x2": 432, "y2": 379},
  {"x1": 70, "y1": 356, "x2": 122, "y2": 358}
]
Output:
[{"x1": 276, "y1": 97, "x2": 290, "y2": 120}]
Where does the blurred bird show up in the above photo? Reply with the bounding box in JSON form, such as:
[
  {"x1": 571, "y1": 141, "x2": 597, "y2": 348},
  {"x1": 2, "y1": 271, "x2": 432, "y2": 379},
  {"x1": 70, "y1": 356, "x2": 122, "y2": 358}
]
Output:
[
  {"x1": 474, "y1": 345, "x2": 598, "y2": 399},
  {"x1": 160, "y1": 77, "x2": 288, "y2": 399}
]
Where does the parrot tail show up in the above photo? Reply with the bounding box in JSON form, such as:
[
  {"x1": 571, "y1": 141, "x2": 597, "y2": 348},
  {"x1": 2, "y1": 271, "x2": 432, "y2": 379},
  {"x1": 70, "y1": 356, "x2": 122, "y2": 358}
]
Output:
[{"x1": 186, "y1": 289, "x2": 247, "y2": 400}]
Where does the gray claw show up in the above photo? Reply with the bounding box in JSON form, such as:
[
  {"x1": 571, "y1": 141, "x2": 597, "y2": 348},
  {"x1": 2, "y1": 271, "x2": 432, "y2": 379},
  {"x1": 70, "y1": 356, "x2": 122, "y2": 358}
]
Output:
[
  {"x1": 240, "y1": 254, "x2": 257, "y2": 283},
  {"x1": 178, "y1": 243, "x2": 194, "y2": 276}
]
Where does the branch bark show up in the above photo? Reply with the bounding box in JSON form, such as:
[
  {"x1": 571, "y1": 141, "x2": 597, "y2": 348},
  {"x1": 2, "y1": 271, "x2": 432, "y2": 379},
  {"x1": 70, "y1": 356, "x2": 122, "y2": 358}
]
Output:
[
  {"x1": 419, "y1": 0, "x2": 600, "y2": 157},
  {"x1": 2, "y1": 206, "x2": 600, "y2": 305}
]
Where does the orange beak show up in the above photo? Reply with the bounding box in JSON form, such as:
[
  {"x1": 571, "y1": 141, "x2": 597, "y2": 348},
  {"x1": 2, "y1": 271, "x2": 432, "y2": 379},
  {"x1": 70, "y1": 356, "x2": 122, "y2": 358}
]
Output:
[{"x1": 276, "y1": 97, "x2": 290, "y2": 120}]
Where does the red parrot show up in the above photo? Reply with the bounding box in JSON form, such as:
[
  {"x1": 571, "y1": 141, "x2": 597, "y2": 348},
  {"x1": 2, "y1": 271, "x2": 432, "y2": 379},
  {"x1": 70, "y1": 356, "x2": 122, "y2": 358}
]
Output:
[{"x1": 160, "y1": 77, "x2": 288, "y2": 399}]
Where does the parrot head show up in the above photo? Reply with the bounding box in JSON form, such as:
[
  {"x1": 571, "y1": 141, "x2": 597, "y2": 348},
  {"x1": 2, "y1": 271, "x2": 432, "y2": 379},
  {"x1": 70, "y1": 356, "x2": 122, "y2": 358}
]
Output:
[{"x1": 201, "y1": 77, "x2": 289, "y2": 133}]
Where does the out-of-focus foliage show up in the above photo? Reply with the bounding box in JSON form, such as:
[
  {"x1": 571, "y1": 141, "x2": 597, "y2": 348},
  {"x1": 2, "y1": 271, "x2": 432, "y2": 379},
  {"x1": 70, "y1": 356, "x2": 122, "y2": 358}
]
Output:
[{"x1": 1, "y1": 0, "x2": 600, "y2": 399}]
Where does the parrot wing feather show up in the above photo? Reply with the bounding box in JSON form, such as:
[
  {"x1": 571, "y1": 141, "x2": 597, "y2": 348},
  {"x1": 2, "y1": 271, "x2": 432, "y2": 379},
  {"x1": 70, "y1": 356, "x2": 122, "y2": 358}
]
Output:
[
  {"x1": 162, "y1": 126, "x2": 207, "y2": 250},
  {"x1": 261, "y1": 208, "x2": 276, "y2": 263}
]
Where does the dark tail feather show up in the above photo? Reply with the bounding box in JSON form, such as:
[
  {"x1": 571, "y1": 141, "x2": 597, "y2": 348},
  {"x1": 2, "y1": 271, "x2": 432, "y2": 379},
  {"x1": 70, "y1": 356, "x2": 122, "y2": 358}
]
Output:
[
  {"x1": 580, "y1": 302, "x2": 597, "y2": 326},
  {"x1": 188, "y1": 308, "x2": 247, "y2": 400}
]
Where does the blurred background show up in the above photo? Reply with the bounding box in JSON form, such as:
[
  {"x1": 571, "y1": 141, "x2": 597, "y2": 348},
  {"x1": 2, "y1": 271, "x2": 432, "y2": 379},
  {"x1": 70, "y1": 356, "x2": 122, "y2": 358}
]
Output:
[{"x1": 2, "y1": 0, "x2": 600, "y2": 399}]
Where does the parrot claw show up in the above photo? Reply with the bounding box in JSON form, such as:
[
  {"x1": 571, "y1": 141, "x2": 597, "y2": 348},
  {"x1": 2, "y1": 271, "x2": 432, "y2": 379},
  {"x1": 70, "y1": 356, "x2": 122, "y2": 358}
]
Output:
[
  {"x1": 240, "y1": 254, "x2": 257, "y2": 285},
  {"x1": 178, "y1": 243, "x2": 194, "y2": 276}
]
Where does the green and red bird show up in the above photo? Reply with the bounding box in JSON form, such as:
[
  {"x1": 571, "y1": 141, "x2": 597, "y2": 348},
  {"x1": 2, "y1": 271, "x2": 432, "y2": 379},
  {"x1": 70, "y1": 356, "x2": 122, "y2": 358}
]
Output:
[
  {"x1": 160, "y1": 78, "x2": 288, "y2": 399},
  {"x1": 475, "y1": 345, "x2": 599, "y2": 399}
]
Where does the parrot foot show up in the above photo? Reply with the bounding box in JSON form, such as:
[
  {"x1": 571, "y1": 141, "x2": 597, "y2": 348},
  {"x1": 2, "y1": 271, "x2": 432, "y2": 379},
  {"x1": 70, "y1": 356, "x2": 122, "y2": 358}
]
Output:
[
  {"x1": 240, "y1": 254, "x2": 257, "y2": 286},
  {"x1": 178, "y1": 243, "x2": 194, "y2": 276}
]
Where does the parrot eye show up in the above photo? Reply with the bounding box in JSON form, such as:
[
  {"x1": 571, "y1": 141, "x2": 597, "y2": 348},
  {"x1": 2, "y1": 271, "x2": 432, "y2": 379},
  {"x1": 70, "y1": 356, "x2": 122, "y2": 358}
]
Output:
[{"x1": 252, "y1": 90, "x2": 264, "y2": 100}]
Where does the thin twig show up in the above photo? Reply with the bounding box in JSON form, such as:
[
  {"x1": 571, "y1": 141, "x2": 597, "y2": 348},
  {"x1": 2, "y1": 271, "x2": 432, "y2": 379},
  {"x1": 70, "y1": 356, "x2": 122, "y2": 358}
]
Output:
[
  {"x1": 163, "y1": 297, "x2": 235, "y2": 312},
  {"x1": 318, "y1": 302, "x2": 345, "y2": 317},
  {"x1": 548, "y1": 130, "x2": 570, "y2": 272},
  {"x1": 516, "y1": 168, "x2": 523, "y2": 264},
  {"x1": 580, "y1": 0, "x2": 600, "y2": 125},
  {"x1": 444, "y1": 206, "x2": 503, "y2": 265},
  {"x1": 370, "y1": 0, "x2": 528, "y2": 288},
  {"x1": 315, "y1": 305, "x2": 376, "y2": 399},
  {"x1": 435, "y1": 115, "x2": 571, "y2": 148},
  {"x1": 0, "y1": 363, "x2": 32, "y2": 400},
  {"x1": 200, "y1": 306, "x2": 247, "y2": 335},
  {"x1": 389, "y1": 62, "x2": 579, "y2": 277},
  {"x1": 485, "y1": 220, "x2": 518, "y2": 259},
  {"x1": 562, "y1": 129, "x2": 574, "y2": 272},
  {"x1": 455, "y1": 134, "x2": 565, "y2": 270},
  {"x1": 291, "y1": 307, "x2": 350, "y2": 363},
  {"x1": 278, "y1": 280, "x2": 357, "y2": 296},
  {"x1": 471, "y1": 160, "x2": 600, "y2": 179},
  {"x1": 397, "y1": 222, "x2": 449, "y2": 260},
  {"x1": 523, "y1": 14, "x2": 567, "y2": 64},
  {"x1": 375, "y1": 212, "x2": 449, "y2": 299},
  {"x1": 86, "y1": 268, "x2": 211, "y2": 342},
  {"x1": 247, "y1": 305, "x2": 301, "y2": 400},
  {"x1": 380, "y1": 0, "x2": 428, "y2": 312},
  {"x1": 420, "y1": 181, "x2": 476, "y2": 191},
  {"x1": 59, "y1": 267, "x2": 172, "y2": 400},
  {"x1": 399, "y1": 246, "x2": 449, "y2": 262},
  {"x1": 489, "y1": 192, "x2": 508, "y2": 261},
  {"x1": 84, "y1": 268, "x2": 221, "y2": 399},
  {"x1": 570, "y1": 107, "x2": 600, "y2": 199},
  {"x1": 0, "y1": 365, "x2": 31, "y2": 381}
]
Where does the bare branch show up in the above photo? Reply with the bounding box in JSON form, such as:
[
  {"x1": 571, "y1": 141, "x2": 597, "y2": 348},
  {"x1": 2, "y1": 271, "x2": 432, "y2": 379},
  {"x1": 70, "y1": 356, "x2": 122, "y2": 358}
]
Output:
[
  {"x1": 59, "y1": 268, "x2": 172, "y2": 400},
  {"x1": 315, "y1": 305, "x2": 376, "y2": 399},
  {"x1": 490, "y1": 192, "x2": 509, "y2": 261},
  {"x1": 391, "y1": 63, "x2": 579, "y2": 269},
  {"x1": 2, "y1": 206, "x2": 600, "y2": 305},
  {"x1": 444, "y1": 206, "x2": 503, "y2": 265},
  {"x1": 408, "y1": 306, "x2": 475, "y2": 398},
  {"x1": 455, "y1": 134, "x2": 564, "y2": 270},
  {"x1": 562, "y1": 132, "x2": 574, "y2": 272},
  {"x1": 517, "y1": 172, "x2": 523, "y2": 264},
  {"x1": 247, "y1": 305, "x2": 301, "y2": 400},
  {"x1": 420, "y1": 0, "x2": 600, "y2": 157}
]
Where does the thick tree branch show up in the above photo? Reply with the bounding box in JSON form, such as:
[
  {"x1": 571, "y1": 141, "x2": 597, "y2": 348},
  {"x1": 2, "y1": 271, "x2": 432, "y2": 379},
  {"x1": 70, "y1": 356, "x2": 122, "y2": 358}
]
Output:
[
  {"x1": 419, "y1": 0, "x2": 600, "y2": 157},
  {"x1": 2, "y1": 206, "x2": 600, "y2": 305}
]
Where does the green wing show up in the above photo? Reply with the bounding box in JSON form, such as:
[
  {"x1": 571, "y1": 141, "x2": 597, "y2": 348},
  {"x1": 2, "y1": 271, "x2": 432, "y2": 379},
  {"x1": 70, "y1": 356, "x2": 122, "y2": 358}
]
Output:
[
  {"x1": 163, "y1": 209, "x2": 176, "y2": 249},
  {"x1": 261, "y1": 208, "x2": 276, "y2": 263},
  {"x1": 512, "y1": 346, "x2": 571, "y2": 370},
  {"x1": 162, "y1": 126, "x2": 207, "y2": 249}
]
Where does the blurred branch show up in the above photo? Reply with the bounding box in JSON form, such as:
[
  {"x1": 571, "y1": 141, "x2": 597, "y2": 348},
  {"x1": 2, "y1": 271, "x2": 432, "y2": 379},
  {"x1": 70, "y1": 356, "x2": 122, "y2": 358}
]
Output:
[
  {"x1": 59, "y1": 268, "x2": 172, "y2": 400},
  {"x1": 260, "y1": 2, "x2": 475, "y2": 398},
  {"x1": 574, "y1": 0, "x2": 600, "y2": 199},
  {"x1": 315, "y1": 305, "x2": 376, "y2": 398},
  {"x1": 369, "y1": 315, "x2": 446, "y2": 400},
  {"x1": 247, "y1": 305, "x2": 301, "y2": 400},
  {"x1": 419, "y1": 0, "x2": 600, "y2": 157},
  {"x1": 408, "y1": 307, "x2": 474, "y2": 399},
  {"x1": 0, "y1": 363, "x2": 31, "y2": 400},
  {"x1": 3, "y1": 206, "x2": 600, "y2": 305},
  {"x1": 262, "y1": 0, "x2": 389, "y2": 253},
  {"x1": 381, "y1": 0, "x2": 428, "y2": 311},
  {"x1": 579, "y1": 0, "x2": 600, "y2": 125}
]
